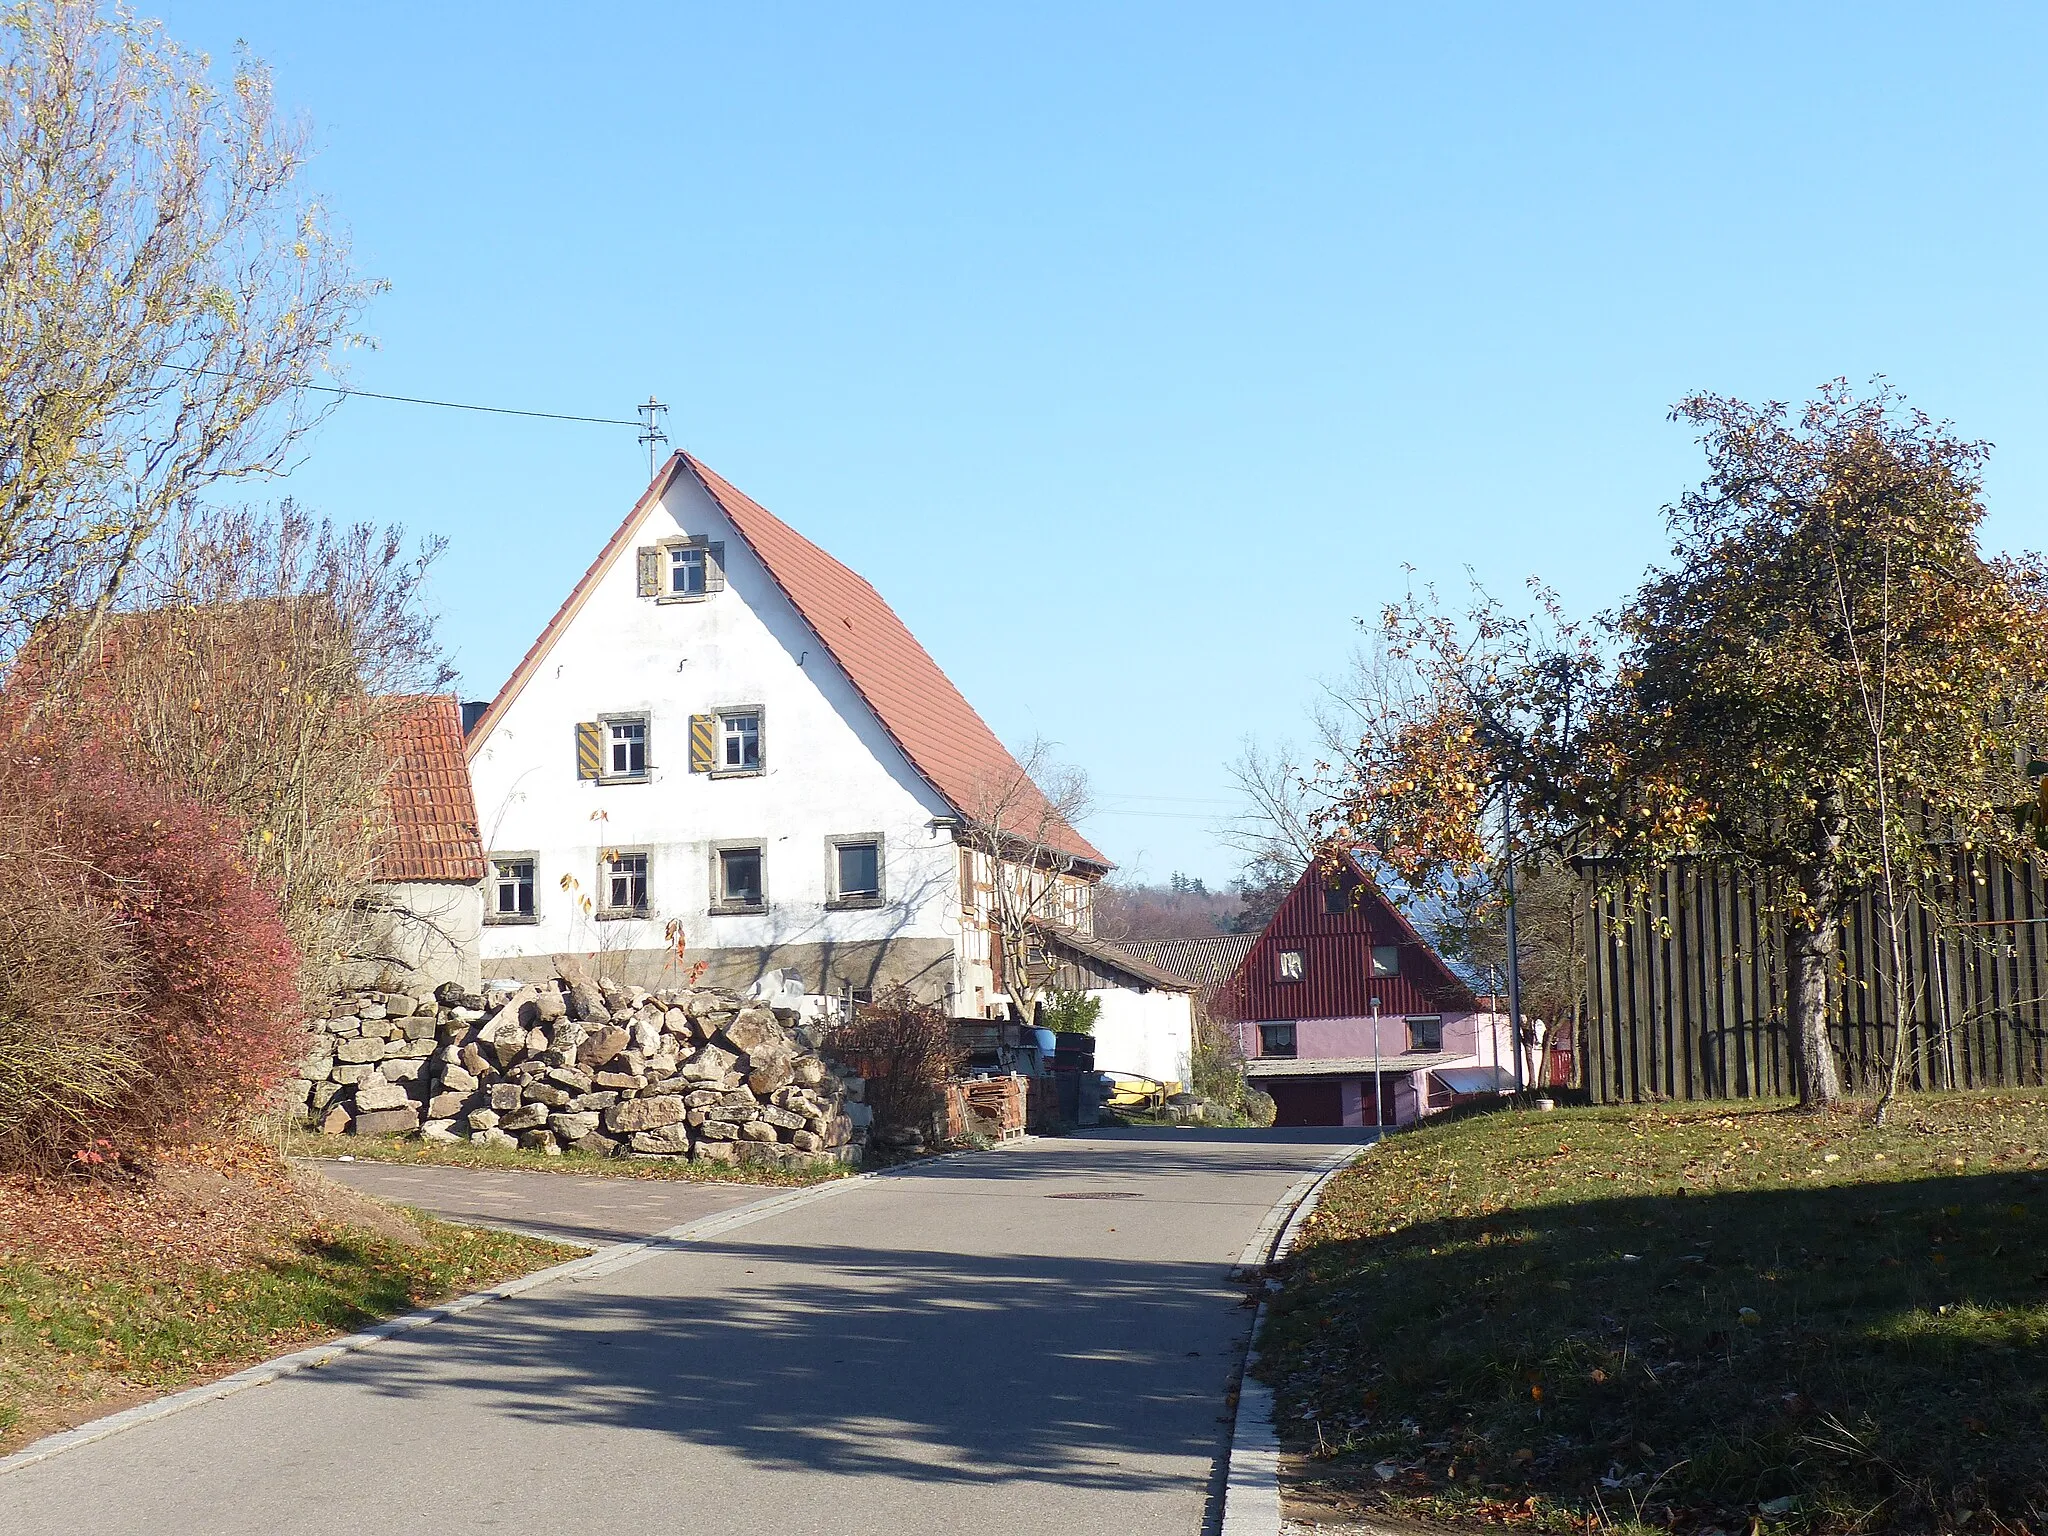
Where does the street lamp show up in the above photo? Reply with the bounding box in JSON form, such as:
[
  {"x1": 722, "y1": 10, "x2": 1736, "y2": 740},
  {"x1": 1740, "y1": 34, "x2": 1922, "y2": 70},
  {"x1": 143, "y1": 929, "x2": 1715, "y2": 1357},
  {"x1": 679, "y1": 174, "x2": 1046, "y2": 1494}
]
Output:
[{"x1": 1370, "y1": 995, "x2": 1382, "y2": 1129}]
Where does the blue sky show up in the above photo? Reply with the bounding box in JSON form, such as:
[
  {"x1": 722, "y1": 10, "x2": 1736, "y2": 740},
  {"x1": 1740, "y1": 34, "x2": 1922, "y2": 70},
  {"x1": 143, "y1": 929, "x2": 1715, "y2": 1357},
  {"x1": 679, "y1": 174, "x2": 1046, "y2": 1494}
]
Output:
[{"x1": 158, "y1": 2, "x2": 2048, "y2": 886}]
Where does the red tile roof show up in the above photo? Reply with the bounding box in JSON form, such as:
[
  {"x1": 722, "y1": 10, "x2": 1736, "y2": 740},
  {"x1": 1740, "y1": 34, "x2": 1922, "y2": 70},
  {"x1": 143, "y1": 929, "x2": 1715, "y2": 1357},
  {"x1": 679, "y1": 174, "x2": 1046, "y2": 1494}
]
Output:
[
  {"x1": 680, "y1": 456, "x2": 1105, "y2": 866},
  {"x1": 376, "y1": 695, "x2": 487, "y2": 883},
  {"x1": 467, "y1": 454, "x2": 1105, "y2": 867}
]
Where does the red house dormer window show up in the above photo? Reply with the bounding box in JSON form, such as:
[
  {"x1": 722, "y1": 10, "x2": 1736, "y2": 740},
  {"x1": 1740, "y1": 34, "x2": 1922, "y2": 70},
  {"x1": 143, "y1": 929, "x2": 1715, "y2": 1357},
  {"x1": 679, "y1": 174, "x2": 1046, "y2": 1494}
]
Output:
[{"x1": 1277, "y1": 949, "x2": 1304, "y2": 981}]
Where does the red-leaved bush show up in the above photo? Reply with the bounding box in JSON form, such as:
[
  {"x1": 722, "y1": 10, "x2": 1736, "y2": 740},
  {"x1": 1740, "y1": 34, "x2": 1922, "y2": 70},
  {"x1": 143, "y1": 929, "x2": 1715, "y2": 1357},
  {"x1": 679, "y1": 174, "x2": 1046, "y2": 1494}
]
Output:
[{"x1": 0, "y1": 730, "x2": 303, "y2": 1174}]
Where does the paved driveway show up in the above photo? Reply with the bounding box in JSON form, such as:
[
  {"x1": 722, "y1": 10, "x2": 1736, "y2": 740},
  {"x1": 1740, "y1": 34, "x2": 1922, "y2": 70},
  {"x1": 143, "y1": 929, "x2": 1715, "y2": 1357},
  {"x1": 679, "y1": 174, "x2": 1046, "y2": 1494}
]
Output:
[
  {"x1": 308, "y1": 1157, "x2": 765, "y2": 1246},
  {"x1": 1, "y1": 1128, "x2": 1365, "y2": 1536}
]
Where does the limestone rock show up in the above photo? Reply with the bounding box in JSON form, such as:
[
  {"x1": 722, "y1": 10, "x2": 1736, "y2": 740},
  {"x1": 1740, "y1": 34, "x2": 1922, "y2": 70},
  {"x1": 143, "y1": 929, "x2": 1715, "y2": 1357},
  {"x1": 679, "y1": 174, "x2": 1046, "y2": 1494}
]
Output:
[
  {"x1": 426, "y1": 1091, "x2": 471, "y2": 1120},
  {"x1": 747, "y1": 1044, "x2": 795, "y2": 1097},
  {"x1": 605, "y1": 1095, "x2": 686, "y2": 1134},
  {"x1": 476, "y1": 1127, "x2": 518, "y2": 1150},
  {"x1": 696, "y1": 1120, "x2": 739, "y2": 1141},
  {"x1": 681, "y1": 1044, "x2": 738, "y2": 1083},
  {"x1": 793, "y1": 1057, "x2": 827, "y2": 1089},
  {"x1": 790, "y1": 1129, "x2": 823, "y2": 1152},
  {"x1": 546, "y1": 1065, "x2": 594, "y2": 1094},
  {"x1": 569, "y1": 1091, "x2": 620, "y2": 1112},
  {"x1": 720, "y1": 1007, "x2": 785, "y2": 1057},
  {"x1": 548, "y1": 1111, "x2": 601, "y2": 1140},
  {"x1": 534, "y1": 988, "x2": 567, "y2": 1023},
  {"x1": 380, "y1": 1058, "x2": 425, "y2": 1083},
  {"x1": 740, "y1": 1121, "x2": 780, "y2": 1143},
  {"x1": 629, "y1": 1125, "x2": 691, "y2": 1155},
  {"x1": 334, "y1": 1037, "x2": 384, "y2": 1065},
  {"x1": 354, "y1": 1079, "x2": 412, "y2": 1113},
  {"x1": 518, "y1": 1129, "x2": 559, "y2": 1153},
  {"x1": 566, "y1": 1130, "x2": 619, "y2": 1157},
  {"x1": 466, "y1": 1108, "x2": 500, "y2": 1131},
  {"x1": 522, "y1": 1084, "x2": 570, "y2": 1108},
  {"x1": 440, "y1": 1064, "x2": 479, "y2": 1095},
  {"x1": 459, "y1": 1042, "x2": 492, "y2": 1080},
  {"x1": 497, "y1": 1104, "x2": 549, "y2": 1133},
  {"x1": 421, "y1": 1120, "x2": 462, "y2": 1144},
  {"x1": 692, "y1": 1139, "x2": 737, "y2": 1164},
  {"x1": 577, "y1": 1025, "x2": 631, "y2": 1070},
  {"x1": 353, "y1": 1106, "x2": 419, "y2": 1137},
  {"x1": 490, "y1": 1082, "x2": 522, "y2": 1113},
  {"x1": 594, "y1": 1069, "x2": 643, "y2": 1092},
  {"x1": 320, "y1": 1104, "x2": 351, "y2": 1135}
]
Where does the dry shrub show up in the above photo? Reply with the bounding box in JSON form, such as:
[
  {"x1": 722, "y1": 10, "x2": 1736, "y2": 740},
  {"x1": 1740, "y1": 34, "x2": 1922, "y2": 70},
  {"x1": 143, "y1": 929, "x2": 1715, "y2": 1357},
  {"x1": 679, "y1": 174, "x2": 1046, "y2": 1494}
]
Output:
[
  {"x1": 24, "y1": 503, "x2": 450, "y2": 999},
  {"x1": 826, "y1": 988, "x2": 962, "y2": 1138},
  {"x1": 0, "y1": 734, "x2": 302, "y2": 1174}
]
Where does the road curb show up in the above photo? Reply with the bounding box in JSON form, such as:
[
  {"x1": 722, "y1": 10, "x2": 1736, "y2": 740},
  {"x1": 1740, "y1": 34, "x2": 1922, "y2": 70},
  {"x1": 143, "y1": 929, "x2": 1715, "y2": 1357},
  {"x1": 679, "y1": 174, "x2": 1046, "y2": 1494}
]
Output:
[
  {"x1": 0, "y1": 1159, "x2": 902, "y2": 1478},
  {"x1": 1220, "y1": 1138, "x2": 1374, "y2": 1536}
]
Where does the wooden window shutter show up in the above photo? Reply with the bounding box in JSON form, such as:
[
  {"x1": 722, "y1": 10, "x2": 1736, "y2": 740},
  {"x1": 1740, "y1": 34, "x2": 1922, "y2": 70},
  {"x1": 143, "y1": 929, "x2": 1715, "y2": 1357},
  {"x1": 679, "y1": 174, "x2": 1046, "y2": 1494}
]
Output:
[
  {"x1": 575, "y1": 721, "x2": 602, "y2": 780},
  {"x1": 636, "y1": 546, "x2": 660, "y2": 597},
  {"x1": 704, "y1": 541, "x2": 726, "y2": 593},
  {"x1": 689, "y1": 713, "x2": 715, "y2": 772}
]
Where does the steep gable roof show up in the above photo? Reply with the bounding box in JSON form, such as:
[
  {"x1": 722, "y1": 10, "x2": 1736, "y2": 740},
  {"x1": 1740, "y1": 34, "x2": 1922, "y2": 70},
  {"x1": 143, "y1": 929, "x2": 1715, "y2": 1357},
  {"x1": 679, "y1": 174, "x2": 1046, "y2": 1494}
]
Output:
[
  {"x1": 1225, "y1": 853, "x2": 1474, "y2": 1021},
  {"x1": 375, "y1": 694, "x2": 487, "y2": 884},
  {"x1": 466, "y1": 453, "x2": 1105, "y2": 867}
]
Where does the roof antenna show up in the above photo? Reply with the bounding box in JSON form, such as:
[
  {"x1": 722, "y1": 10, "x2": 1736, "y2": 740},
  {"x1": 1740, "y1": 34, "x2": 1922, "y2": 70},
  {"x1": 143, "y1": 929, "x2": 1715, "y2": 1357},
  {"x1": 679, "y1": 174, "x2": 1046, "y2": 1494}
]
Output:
[{"x1": 637, "y1": 396, "x2": 670, "y2": 479}]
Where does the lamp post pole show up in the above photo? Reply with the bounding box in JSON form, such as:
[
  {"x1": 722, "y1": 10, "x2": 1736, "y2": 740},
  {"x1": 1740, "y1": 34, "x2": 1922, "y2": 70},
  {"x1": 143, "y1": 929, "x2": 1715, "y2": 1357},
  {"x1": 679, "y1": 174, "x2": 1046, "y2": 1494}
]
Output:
[
  {"x1": 1504, "y1": 796, "x2": 1526, "y2": 1094},
  {"x1": 1370, "y1": 995, "x2": 1382, "y2": 1130}
]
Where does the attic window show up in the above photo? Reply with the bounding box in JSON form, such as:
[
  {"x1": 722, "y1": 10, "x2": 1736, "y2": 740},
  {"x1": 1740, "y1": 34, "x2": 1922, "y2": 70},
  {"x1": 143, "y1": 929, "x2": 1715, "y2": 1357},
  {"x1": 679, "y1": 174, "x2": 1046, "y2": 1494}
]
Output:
[
  {"x1": 637, "y1": 537, "x2": 724, "y2": 603},
  {"x1": 1277, "y1": 949, "x2": 1304, "y2": 981},
  {"x1": 1324, "y1": 884, "x2": 1347, "y2": 915},
  {"x1": 1371, "y1": 945, "x2": 1400, "y2": 978}
]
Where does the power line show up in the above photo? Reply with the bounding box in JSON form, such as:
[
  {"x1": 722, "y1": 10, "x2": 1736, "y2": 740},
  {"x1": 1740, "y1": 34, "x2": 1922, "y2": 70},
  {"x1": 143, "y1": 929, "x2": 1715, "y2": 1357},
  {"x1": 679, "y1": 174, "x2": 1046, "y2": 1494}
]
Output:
[{"x1": 159, "y1": 361, "x2": 646, "y2": 428}]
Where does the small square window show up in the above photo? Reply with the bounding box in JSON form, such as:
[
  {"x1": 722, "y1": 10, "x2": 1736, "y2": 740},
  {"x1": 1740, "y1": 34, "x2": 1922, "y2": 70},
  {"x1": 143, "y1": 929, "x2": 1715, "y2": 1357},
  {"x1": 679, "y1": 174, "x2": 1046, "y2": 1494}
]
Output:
[
  {"x1": 606, "y1": 716, "x2": 648, "y2": 779},
  {"x1": 717, "y1": 846, "x2": 764, "y2": 909},
  {"x1": 1406, "y1": 1015, "x2": 1443, "y2": 1052},
  {"x1": 490, "y1": 857, "x2": 535, "y2": 921},
  {"x1": 836, "y1": 840, "x2": 880, "y2": 901},
  {"x1": 720, "y1": 712, "x2": 761, "y2": 772},
  {"x1": 1324, "y1": 884, "x2": 1347, "y2": 915},
  {"x1": 1277, "y1": 949, "x2": 1304, "y2": 981},
  {"x1": 1258, "y1": 1022, "x2": 1297, "y2": 1058},
  {"x1": 602, "y1": 852, "x2": 648, "y2": 915},
  {"x1": 669, "y1": 544, "x2": 705, "y2": 596},
  {"x1": 1371, "y1": 945, "x2": 1400, "y2": 977}
]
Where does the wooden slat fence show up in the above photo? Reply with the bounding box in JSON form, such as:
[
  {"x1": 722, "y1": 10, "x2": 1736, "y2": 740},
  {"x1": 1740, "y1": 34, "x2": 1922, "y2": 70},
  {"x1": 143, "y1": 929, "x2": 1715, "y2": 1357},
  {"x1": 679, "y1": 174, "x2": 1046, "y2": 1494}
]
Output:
[{"x1": 1580, "y1": 853, "x2": 2048, "y2": 1102}]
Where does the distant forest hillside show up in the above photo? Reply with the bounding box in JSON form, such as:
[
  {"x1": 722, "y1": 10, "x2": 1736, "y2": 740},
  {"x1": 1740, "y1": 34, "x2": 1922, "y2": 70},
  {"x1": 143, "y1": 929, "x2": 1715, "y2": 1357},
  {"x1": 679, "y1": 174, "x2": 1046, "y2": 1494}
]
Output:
[{"x1": 1094, "y1": 867, "x2": 1293, "y2": 940}]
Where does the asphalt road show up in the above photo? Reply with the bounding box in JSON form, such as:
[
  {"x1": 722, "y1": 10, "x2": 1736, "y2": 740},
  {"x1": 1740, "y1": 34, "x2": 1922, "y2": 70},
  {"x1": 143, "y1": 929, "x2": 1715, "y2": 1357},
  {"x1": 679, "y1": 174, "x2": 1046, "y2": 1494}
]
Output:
[
  {"x1": 309, "y1": 1157, "x2": 766, "y2": 1245},
  {"x1": 0, "y1": 1128, "x2": 1365, "y2": 1536}
]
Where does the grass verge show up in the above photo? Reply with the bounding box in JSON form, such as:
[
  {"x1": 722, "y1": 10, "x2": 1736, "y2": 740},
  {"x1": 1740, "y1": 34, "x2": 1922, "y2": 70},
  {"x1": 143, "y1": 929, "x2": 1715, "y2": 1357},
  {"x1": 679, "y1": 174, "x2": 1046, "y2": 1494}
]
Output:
[
  {"x1": 283, "y1": 1130, "x2": 853, "y2": 1187},
  {"x1": 1259, "y1": 1091, "x2": 2048, "y2": 1534},
  {"x1": 0, "y1": 1144, "x2": 574, "y2": 1455}
]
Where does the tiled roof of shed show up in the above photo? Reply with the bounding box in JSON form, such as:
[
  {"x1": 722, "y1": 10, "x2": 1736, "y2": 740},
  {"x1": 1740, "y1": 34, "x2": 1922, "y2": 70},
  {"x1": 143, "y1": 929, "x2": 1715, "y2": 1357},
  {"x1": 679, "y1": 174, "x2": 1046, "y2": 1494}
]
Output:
[
  {"x1": 375, "y1": 695, "x2": 487, "y2": 883},
  {"x1": 1029, "y1": 919, "x2": 1193, "y2": 992},
  {"x1": 1115, "y1": 934, "x2": 1256, "y2": 987}
]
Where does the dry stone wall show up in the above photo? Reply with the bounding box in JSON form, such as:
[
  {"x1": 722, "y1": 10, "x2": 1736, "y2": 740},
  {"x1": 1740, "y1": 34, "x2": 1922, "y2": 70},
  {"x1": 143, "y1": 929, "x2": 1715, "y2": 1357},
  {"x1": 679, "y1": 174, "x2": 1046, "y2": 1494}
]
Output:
[{"x1": 291, "y1": 978, "x2": 869, "y2": 1167}]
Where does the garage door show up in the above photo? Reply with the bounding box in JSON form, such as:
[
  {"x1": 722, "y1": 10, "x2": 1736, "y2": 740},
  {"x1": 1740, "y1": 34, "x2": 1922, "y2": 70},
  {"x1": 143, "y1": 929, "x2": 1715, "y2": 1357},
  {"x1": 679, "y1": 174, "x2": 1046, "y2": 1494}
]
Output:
[{"x1": 1267, "y1": 1078, "x2": 1343, "y2": 1127}]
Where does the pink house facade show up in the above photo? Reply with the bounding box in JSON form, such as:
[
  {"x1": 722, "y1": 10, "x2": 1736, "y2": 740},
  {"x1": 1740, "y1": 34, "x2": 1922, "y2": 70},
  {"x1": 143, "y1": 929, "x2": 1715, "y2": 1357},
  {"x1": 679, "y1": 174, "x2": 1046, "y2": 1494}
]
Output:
[{"x1": 1223, "y1": 857, "x2": 1529, "y2": 1128}]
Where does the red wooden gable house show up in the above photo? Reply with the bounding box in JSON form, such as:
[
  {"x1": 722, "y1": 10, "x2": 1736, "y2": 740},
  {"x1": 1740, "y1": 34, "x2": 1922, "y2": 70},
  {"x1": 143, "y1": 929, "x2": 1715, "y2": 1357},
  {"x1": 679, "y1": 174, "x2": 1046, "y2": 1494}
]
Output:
[{"x1": 1222, "y1": 855, "x2": 1522, "y2": 1128}]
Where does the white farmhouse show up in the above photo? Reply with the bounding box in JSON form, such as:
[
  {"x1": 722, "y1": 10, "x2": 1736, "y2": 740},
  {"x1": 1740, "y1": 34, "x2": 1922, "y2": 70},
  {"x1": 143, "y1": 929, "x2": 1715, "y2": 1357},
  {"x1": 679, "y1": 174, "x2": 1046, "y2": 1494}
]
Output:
[{"x1": 465, "y1": 452, "x2": 1110, "y2": 1017}]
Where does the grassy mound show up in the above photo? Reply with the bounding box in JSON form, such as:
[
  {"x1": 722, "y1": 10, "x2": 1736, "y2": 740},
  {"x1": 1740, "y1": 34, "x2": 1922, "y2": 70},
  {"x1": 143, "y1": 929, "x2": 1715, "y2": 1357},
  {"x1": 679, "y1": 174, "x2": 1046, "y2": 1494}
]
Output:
[
  {"x1": 0, "y1": 1141, "x2": 573, "y2": 1452},
  {"x1": 1260, "y1": 1093, "x2": 2048, "y2": 1534}
]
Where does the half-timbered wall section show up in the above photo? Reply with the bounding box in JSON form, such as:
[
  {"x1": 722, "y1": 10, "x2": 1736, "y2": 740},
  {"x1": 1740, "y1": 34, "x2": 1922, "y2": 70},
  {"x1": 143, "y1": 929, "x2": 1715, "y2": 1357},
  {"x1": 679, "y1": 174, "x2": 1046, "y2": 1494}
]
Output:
[{"x1": 1582, "y1": 854, "x2": 2048, "y2": 1102}]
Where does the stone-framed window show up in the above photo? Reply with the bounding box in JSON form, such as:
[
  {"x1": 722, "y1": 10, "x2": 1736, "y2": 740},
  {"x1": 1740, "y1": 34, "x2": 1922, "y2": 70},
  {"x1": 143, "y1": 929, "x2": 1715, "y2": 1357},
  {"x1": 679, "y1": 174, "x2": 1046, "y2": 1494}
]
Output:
[
  {"x1": 712, "y1": 840, "x2": 766, "y2": 914},
  {"x1": 599, "y1": 712, "x2": 650, "y2": 784},
  {"x1": 635, "y1": 535, "x2": 726, "y2": 604},
  {"x1": 599, "y1": 849, "x2": 651, "y2": 918},
  {"x1": 715, "y1": 708, "x2": 762, "y2": 776},
  {"x1": 826, "y1": 833, "x2": 884, "y2": 908},
  {"x1": 487, "y1": 854, "x2": 538, "y2": 924}
]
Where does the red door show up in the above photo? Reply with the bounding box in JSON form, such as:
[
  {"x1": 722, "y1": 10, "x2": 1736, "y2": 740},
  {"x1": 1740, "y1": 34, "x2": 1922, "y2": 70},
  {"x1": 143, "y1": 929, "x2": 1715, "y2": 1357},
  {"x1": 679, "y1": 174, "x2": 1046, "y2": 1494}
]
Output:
[{"x1": 1268, "y1": 1079, "x2": 1343, "y2": 1127}]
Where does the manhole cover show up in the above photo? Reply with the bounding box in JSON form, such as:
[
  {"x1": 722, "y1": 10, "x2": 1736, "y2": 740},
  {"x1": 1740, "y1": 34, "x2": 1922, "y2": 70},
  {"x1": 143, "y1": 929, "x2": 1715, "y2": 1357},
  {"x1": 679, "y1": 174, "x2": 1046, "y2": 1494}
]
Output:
[{"x1": 1046, "y1": 1191, "x2": 1143, "y2": 1200}]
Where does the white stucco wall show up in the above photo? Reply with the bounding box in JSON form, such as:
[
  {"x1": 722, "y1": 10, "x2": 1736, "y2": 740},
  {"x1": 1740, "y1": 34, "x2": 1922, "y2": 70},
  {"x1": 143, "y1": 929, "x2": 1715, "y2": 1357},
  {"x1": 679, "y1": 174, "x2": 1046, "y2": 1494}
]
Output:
[
  {"x1": 1087, "y1": 987, "x2": 1193, "y2": 1088},
  {"x1": 467, "y1": 472, "x2": 966, "y2": 1002},
  {"x1": 346, "y1": 881, "x2": 483, "y2": 994}
]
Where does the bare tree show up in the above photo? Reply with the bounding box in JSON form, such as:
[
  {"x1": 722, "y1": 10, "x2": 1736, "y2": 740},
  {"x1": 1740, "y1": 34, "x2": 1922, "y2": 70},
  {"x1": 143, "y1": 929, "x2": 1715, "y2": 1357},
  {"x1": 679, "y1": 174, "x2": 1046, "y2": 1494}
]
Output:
[
  {"x1": 0, "y1": 0, "x2": 376, "y2": 677},
  {"x1": 963, "y1": 737, "x2": 1097, "y2": 1027},
  {"x1": 32, "y1": 503, "x2": 449, "y2": 998}
]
